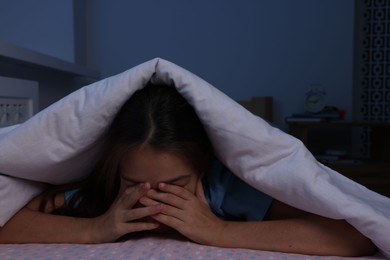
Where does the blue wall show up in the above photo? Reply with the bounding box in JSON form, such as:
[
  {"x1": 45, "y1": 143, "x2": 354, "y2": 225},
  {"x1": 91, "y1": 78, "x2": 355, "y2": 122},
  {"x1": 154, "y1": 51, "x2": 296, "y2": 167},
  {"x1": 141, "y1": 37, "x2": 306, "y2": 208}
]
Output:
[
  {"x1": 0, "y1": 0, "x2": 74, "y2": 62},
  {"x1": 86, "y1": 0, "x2": 355, "y2": 129},
  {"x1": 0, "y1": 0, "x2": 355, "y2": 129}
]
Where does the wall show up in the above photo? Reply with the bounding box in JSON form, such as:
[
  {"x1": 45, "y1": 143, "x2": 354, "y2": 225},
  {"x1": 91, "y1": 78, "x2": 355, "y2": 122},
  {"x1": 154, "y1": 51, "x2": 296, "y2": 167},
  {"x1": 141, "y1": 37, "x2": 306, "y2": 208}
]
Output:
[
  {"x1": 0, "y1": 0, "x2": 74, "y2": 63},
  {"x1": 86, "y1": 0, "x2": 355, "y2": 129},
  {"x1": 0, "y1": 0, "x2": 99, "y2": 111},
  {"x1": 0, "y1": 1, "x2": 355, "y2": 129}
]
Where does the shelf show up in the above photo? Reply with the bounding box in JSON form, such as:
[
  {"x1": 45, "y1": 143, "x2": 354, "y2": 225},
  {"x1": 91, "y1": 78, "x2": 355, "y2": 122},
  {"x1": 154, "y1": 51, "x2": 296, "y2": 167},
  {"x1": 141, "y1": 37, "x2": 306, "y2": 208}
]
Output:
[
  {"x1": 0, "y1": 41, "x2": 99, "y2": 78},
  {"x1": 327, "y1": 162, "x2": 390, "y2": 197},
  {"x1": 287, "y1": 121, "x2": 390, "y2": 198},
  {"x1": 287, "y1": 120, "x2": 390, "y2": 127},
  {"x1": 326, "y1": 162, "x2": 390, "y2": 177}
]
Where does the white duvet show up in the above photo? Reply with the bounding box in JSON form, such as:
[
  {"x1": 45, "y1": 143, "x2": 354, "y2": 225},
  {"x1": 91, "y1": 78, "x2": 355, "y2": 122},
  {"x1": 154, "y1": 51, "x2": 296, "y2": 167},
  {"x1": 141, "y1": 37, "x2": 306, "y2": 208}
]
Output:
[{"x1": 0, "y1": 58, "x2": 389, "y2": 257}]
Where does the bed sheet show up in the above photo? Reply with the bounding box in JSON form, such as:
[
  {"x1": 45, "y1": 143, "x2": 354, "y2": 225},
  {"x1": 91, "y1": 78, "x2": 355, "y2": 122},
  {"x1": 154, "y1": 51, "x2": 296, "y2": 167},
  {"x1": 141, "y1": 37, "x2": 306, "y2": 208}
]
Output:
[{"x1": 0, "y1": 236, "x2": 386, "y2": 260}]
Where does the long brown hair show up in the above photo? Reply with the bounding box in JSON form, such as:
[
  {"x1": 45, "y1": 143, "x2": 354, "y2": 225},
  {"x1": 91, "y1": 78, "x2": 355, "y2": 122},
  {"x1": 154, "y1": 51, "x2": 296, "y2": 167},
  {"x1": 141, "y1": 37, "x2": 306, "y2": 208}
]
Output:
[{"x1": 39, "y1": 83, "x2": 212, "y2": 217}]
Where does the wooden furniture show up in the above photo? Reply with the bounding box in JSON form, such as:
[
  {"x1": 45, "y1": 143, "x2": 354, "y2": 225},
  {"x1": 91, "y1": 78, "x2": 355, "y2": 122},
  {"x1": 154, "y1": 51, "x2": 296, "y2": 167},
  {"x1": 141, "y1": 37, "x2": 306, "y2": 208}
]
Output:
[
  {"x1": 238, "y1": 96, "x2": 273, "y2": 122},
  {"x1": 287, "y1": 121, "x2": 390, "y2": 198}
]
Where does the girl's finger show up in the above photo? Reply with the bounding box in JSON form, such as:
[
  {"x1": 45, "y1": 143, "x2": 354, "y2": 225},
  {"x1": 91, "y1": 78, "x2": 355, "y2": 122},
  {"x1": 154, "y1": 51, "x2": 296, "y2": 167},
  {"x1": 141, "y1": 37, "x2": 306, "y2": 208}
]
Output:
[
  {"x1": 157, "y1": 202, "x2": 184, "y2": 221},
  {"x1": 158, "y1": 183, "x2": 192, "y2": 200},
  {"x1": 195, "y1": 179, "x2": 209, "y2": 205},
  {"x1": 122, "y1": 204, "x2": 162, "y2": 222},
  {"x1": 122, "y1": 221, "x2": 160, "y2": 234},
  {"x1": 121, "y1": 183, "x2": 150, "y2": 208},
  {"x1": 139, "y1": 196, "x2": 159, "y2": 207},
  {"x1": 151, "y1": 213, "x2": 182, "y2": 231},
  {"x1": 146, "y1": 189, "x2": 185, "y2": 209}
]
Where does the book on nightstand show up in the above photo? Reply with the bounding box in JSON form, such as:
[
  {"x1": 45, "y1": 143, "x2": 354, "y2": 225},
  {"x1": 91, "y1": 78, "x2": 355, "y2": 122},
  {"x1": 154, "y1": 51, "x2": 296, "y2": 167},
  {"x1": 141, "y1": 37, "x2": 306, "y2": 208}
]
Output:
[
  {"x1": 286, "y1": 110, "x2": 341, "y2": 123},
  {"x1": 285, "y1": 116, "x2": 325, "y2": 122}
]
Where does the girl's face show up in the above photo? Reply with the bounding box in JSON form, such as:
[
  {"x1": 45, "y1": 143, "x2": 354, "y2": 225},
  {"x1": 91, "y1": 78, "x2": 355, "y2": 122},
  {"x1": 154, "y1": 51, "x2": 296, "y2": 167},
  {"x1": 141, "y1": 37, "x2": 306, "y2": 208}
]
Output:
[
  {"x1": 119, "y1": 144, "x2": 201, "y2": 198},
  {"x1": 119, "y1": 145, "x2": 203, "y2": 232}
]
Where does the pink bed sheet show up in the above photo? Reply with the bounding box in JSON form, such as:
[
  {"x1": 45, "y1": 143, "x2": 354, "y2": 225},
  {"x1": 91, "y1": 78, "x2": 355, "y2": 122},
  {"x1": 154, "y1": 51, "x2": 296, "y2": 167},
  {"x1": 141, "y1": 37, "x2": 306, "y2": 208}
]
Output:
[{"x1": 0, "y1": 235, "x2": 386, "y2": 260}]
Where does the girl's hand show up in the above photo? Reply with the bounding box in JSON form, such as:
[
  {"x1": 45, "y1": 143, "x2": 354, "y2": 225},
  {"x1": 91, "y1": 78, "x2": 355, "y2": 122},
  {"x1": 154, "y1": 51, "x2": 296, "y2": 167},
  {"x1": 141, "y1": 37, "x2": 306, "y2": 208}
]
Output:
[
  {"x1": 140, "y1": 183, "x2": 226, "y2": 246},
  {"x1": 91, "y1": 183, "x2": 162, "y2": 243}
]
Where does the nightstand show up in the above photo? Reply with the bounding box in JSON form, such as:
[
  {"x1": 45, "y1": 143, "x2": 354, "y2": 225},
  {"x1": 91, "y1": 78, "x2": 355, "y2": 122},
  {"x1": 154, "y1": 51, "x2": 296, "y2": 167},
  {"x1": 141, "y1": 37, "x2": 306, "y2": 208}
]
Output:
[{"x1": 287, "y1": 121, "x2": 390, "y2": 198}]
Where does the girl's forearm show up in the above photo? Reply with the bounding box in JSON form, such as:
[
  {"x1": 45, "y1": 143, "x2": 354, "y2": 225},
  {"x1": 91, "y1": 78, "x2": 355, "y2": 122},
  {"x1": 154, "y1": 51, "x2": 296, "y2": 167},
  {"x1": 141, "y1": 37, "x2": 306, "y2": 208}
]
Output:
[
  {"x1": 0, "y1": 207, "x2": 98, "y2": 244},
  {"x1": 211, "y1": 215, "x2": 376, "y2": 257}
]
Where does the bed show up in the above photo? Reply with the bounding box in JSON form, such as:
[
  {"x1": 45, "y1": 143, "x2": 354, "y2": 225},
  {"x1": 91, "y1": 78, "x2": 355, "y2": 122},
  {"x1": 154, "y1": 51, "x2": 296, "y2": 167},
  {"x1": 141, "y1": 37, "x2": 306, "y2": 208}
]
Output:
[
  {"x1": 0, "y1": 58, "x2": 389, "y2": 259},
  {"x1": 0, "y1": 234, "x2": 387, "y2": 259}
]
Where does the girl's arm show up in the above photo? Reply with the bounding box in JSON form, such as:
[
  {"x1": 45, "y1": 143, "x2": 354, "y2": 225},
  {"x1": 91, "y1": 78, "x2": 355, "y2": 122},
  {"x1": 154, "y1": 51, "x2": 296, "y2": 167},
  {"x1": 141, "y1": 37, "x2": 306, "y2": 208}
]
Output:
[
  {"x1": 209, "y1": 214, "x2": 377, "y2": 256},
  {"x1": 0, "y1": 183, "x2": 162, "y2": 243},
  {"x1": 0, "y1": 206, "x2": 97, "y2": 243},
  {"x1": 142, "y1": 183, "x2": 377, "y2": 257}
]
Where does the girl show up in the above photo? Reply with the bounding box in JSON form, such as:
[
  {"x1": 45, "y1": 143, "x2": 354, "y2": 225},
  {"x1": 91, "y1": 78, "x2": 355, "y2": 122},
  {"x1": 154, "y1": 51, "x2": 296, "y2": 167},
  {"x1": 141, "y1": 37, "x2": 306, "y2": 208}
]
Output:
[{"x1": 0, "y1": 83, "x2": 377, "y2": 256}]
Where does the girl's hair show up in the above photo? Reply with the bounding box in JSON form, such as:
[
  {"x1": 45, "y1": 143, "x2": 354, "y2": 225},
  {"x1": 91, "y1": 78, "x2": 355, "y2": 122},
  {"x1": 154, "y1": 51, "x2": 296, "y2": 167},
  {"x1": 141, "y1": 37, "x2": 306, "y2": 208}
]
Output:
[{"x1": 40, "y1": 83, "x2": 212, "y2": 217}]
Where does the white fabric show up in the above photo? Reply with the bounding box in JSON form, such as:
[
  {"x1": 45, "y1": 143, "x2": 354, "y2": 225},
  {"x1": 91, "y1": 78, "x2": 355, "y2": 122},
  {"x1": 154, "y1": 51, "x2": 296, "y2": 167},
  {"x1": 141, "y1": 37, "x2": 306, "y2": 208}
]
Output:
[{"x1": 0, "y1": 58, "x2": 389, "y2": 257}]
